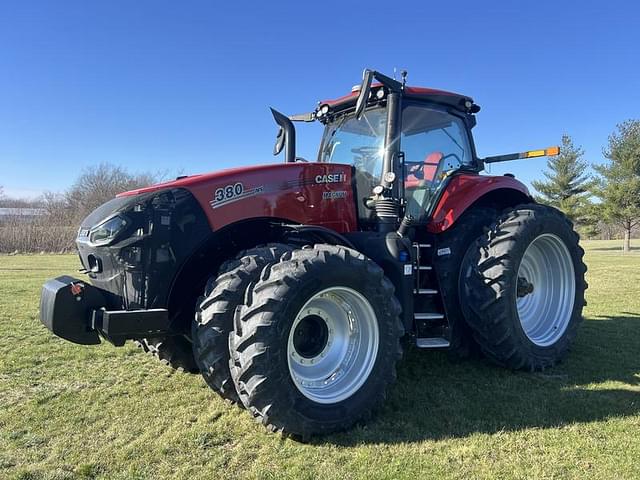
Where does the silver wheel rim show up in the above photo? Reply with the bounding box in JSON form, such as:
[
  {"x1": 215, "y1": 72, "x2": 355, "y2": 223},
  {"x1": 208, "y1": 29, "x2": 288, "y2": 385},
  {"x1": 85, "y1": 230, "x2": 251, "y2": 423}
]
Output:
[
  {"x1": 516, "y1": 233, "x2": 576, "y2": 347},
  {"x1": 287, "y1": 287, "x2": 379, "y2": 404}
]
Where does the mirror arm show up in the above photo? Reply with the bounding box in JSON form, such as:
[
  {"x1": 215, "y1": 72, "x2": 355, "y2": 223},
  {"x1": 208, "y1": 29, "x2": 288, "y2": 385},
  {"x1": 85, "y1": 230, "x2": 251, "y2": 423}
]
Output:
[
  {"x1": 355, "y1": 69, "x2": 404, "y2": 120},
  {"x1": 289, "y1": 112, "x2": 316, "y2": 122},
  {"x1": 372, "y1": 71, "x2": 403, "y2": 92}
]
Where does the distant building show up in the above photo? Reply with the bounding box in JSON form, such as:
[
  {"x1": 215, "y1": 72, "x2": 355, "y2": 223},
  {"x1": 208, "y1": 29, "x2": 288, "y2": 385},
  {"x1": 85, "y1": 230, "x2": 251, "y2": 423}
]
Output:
[{"x1": 0, "y1": 207, "x2": 45, "y2": 219}]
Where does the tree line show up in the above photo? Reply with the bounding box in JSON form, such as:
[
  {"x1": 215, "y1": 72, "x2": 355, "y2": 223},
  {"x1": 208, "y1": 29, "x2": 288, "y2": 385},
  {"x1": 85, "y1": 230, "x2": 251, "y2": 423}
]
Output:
[
  {"x1": 532, "y1": 119, "x2": 640, "y2": 253},
  {"x1": 0, "y1": 164, "x2": 162, "y2": 253}
]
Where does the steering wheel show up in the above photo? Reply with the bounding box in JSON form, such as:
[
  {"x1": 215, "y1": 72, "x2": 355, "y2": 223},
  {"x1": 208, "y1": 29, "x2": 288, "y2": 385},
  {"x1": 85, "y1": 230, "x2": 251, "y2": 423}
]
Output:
[
  {"x1": 351, "y1": 145, "x2": 382, "y2": 176},
  {"x1": 351, "y1": 146, "x2": 381, "y2": 157},
  {"x1": 434, "y1": 153, "x2": 463, "y2": 179},
  {"x1": 406, "y1": 152, "x2": 463, "y2": 186}
]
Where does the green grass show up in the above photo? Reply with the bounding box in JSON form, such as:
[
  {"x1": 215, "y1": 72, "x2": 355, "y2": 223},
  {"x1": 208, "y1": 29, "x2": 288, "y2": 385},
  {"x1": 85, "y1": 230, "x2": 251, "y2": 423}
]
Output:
[{"x1": 1, "y1": 240, "x2": 639, "y2": 479}]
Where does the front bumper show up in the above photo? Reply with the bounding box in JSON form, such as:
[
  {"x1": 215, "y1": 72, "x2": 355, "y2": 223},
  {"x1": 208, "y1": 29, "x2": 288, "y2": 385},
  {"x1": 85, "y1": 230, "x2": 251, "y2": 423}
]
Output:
[{"x1": 40, "y1": 276, "x2": 172, "y2": 346}]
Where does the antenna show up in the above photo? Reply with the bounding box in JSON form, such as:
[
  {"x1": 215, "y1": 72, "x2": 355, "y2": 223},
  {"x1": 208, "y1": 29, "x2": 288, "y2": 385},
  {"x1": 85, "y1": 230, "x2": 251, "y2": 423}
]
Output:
[{"x1": 400, "y1": 70, "x2": 408, "y2": 88}]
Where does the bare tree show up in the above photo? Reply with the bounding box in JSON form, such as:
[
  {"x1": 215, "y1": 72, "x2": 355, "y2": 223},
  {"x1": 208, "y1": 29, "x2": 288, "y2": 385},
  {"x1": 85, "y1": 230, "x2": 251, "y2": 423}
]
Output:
[
  {"x1": 0, "y1": 163, "x2": 164, "y2": 253},
  {"x1": 63, "y1": 163, "x2": 162, "y2": 223}
]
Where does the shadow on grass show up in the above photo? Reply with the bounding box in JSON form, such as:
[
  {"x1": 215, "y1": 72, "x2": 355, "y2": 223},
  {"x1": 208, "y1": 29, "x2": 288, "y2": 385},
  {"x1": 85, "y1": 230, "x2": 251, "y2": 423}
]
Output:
[{"x1": 324, "y1": 313, "x2": 640, "y2": 445}]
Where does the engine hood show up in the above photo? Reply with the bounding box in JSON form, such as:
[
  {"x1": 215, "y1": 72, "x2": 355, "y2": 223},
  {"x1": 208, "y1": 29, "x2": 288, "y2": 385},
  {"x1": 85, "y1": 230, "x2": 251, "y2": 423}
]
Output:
[
  {"x1": 117, "y1": 163, "x2": 306, "y2": 197},
  {"x1": 118, "y1": 161, "x2": 358, "y2": 234}
]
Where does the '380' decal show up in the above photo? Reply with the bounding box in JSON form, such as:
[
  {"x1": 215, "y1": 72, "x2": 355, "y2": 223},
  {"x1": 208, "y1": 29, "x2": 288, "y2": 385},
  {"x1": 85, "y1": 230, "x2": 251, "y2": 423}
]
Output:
[{"x1": 209, "y1": 182, "x2": 264, "y2": 209}]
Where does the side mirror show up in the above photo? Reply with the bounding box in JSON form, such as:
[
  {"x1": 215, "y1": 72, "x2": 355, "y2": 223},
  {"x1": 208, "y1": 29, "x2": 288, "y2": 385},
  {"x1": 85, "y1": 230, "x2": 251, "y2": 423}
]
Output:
[
  {"x1": 355, "y1": 69, "x2": 374, "y2": 120},
  {"x1": 270, "y1": 108, "x2": 296, "y2": 163},
  {"x1": 274, "y1": 126, "x2": 285, "y2": 155}
]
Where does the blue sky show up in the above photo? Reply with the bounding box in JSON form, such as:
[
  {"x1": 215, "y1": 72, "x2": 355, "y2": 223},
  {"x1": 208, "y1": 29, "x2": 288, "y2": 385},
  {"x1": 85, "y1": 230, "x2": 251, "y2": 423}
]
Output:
[{"x1": 1, "y1": 0, "x2": 638, "y2": 198}]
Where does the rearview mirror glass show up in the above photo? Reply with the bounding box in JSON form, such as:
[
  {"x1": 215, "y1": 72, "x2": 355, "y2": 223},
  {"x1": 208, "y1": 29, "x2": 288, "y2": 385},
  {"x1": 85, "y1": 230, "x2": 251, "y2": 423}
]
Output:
[{"x1": 273, "y1": 126, "x2": 285, "y2": 156}]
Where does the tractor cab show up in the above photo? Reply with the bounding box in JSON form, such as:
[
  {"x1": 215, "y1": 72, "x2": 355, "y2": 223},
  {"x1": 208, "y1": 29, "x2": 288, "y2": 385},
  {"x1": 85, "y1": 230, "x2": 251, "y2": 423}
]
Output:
[
  {"x1": 278, "y1": 69, "x2": 483, "y2": 231},
  {"x1": 317, "y1": 99, "x2": 478, "y2": 224}
]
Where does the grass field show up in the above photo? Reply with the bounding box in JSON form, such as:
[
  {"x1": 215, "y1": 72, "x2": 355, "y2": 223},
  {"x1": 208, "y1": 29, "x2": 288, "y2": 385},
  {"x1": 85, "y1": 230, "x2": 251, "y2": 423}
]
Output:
[{"x1": 1, "y1": 240, "x2": 639, "y2": 479}]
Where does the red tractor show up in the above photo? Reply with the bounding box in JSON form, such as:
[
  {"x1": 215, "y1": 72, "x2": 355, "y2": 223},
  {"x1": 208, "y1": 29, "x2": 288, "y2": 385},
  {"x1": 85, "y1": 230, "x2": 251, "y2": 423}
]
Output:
[{"x1": 40, "y1": 69, "x2": 586, "y2": 437}]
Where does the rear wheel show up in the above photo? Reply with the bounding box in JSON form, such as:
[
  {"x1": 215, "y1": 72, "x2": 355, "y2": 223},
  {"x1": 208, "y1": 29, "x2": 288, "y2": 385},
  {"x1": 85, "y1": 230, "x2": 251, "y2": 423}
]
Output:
[
  {"x1": 192, "y1": 244, "x2": 291, "y2": 403},
  {"x1": 229, "y1": 244, "x2": 403, "y2": 437},
  {"x1": 460, "y1": 204, "x2": 587, "y2": 370},
  {"x1": 432, "y1": 206, "x2": 497, "y2": 358}
]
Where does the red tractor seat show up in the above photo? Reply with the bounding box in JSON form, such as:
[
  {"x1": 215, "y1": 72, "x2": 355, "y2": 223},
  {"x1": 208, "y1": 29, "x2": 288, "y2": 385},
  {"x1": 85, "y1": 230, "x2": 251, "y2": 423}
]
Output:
[{"x1": 405, "y1": 151, "x2": 443, "y2": 189}]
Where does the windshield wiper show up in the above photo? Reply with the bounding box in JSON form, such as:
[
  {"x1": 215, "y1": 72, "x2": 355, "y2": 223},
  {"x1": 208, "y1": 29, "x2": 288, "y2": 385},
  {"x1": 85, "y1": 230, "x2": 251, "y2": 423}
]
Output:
[
  {"x1": 440, "y1": 127, "x2": 465, "y2": 161},
  {"x1": 321, "y1": 115, "x2": 350, "y2": 160}
]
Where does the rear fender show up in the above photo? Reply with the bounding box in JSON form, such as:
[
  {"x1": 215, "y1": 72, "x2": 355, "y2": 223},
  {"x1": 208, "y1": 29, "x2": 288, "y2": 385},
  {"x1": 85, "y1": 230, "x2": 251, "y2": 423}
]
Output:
[{"x1": 427, "y1": 174, "x2": 533, "y2": 233}]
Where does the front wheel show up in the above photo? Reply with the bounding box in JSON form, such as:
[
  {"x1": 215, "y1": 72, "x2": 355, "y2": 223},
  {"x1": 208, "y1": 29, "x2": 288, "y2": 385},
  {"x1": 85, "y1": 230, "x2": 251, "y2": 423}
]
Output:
[
  {"x1": 134, "y1": 336, "x2": 199, "y2": 373},
  {"x1": 460, "y1": 204, "x2": 587, "y2": 371},
  {"x1": 229, "y1": 244, "x2": 403, "y2": 437},
  {"x1": 192, "y1": 244, "x2": 291, "y2": 403}
]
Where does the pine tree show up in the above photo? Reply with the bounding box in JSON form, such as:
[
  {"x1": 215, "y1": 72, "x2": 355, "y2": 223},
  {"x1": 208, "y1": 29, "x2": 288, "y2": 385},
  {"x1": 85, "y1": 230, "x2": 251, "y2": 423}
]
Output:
[
  {"x1": 593, "y1": 120, "x2": 640, "y2": 253},
  {"x1": 531, "y1": 135, "x2": 592, "y2": 225}
]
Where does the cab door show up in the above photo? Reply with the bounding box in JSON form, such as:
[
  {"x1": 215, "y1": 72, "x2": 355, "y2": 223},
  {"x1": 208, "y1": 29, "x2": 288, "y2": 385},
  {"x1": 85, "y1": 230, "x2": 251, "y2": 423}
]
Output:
[{"x1": 401, "y1": 105, "x2": 475, "y2": 221}]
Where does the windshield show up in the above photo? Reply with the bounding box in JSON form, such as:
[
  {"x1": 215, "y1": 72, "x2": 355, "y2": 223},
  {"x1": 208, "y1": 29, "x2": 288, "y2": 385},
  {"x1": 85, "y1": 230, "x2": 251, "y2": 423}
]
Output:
[
  {"x1": 318, "y1": 104, "x2": 473, "y2": 223},
  {"x1": 319, "y1": 107, "x2": 387, "y2": 222},
  {"x1": 318, "y1": 107, "x2": 387, "y2": 183}
]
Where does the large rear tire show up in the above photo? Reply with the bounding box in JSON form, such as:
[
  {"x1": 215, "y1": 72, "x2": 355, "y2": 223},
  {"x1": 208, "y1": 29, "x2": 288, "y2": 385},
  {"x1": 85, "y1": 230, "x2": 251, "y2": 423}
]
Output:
[
  {"x1": 460, "y1": 204, "x2": 587, "y2": 370},
  {"x1": 229, "y1": 244, "x2": 403, "y2": 437},
  {"x1": 192, "y1": 244, "x2": 291, "y2": 403},
  {"x1": 432, "y1": 206, "x2": 497, "y2": 358}
]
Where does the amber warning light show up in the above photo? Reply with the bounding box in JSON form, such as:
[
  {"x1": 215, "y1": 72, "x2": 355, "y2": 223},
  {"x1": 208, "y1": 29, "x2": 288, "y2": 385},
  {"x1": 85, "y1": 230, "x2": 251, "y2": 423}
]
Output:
[{"x1": 483, "y1": 146, "x2": 561, "y2": 164}]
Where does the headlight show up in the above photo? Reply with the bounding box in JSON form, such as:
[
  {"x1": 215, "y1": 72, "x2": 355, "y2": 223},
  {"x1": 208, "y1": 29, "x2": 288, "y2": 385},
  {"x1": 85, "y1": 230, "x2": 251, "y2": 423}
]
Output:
[{"x1": 88, "y1": 215, "x2": 128, "y2": 246}]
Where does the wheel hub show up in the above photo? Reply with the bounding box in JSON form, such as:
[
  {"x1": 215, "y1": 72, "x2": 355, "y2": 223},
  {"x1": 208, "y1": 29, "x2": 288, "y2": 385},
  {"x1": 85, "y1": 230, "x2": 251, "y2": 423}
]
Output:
[
  {"x1": 287, "y1": 287, "x2": 379, "y2": 404},
  {"x1": 516, "y1": 233, "x2": 576, "y2": 347},
  {"x1": 292, "y1": 314, "x2": 329, "y2": 359},
  {"x1": 516, "y1": 276, "x2": 535, "y2": 297}
]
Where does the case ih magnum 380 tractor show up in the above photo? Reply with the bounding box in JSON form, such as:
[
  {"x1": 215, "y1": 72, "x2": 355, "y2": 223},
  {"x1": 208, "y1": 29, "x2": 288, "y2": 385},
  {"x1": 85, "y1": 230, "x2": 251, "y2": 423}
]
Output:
[{"x1": 40, "y1": 69, "x2": 586, "y2": 437}]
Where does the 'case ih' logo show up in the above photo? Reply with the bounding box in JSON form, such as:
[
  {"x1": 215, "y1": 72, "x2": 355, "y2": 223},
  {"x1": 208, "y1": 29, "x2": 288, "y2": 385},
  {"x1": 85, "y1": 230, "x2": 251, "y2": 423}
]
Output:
[{"x1": 315, "y1": 173, "x2": 346, "y2": 184}]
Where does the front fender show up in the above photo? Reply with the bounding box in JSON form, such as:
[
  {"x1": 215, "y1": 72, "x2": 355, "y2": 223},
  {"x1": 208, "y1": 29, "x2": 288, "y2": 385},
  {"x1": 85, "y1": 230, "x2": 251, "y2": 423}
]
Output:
[{"x1": 427, "y1": 174, "x2": 532, "y2": 233}]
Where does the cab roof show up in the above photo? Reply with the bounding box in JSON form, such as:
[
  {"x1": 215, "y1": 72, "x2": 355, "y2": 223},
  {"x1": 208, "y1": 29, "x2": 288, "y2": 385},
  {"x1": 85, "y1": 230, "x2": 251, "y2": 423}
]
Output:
[{"x1": 320, "y1": 85, "x2": 476, "y2": 114}]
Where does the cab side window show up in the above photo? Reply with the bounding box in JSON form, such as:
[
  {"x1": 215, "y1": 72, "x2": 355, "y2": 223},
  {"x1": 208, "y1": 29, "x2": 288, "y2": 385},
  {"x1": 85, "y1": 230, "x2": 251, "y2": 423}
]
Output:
[
  {"x1": 401, "y1": 106, "x2": 473, "y2": 171},
  {"x1": 402, "y1": 106, "x2": 473, "y2": 220}
]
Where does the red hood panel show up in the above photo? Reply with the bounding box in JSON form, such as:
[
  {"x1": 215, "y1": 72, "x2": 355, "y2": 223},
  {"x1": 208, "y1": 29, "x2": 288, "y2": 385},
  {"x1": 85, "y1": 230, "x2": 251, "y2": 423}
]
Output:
[{"x1": 119, "y1": 162, "x2": 358, "y2": 234}]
